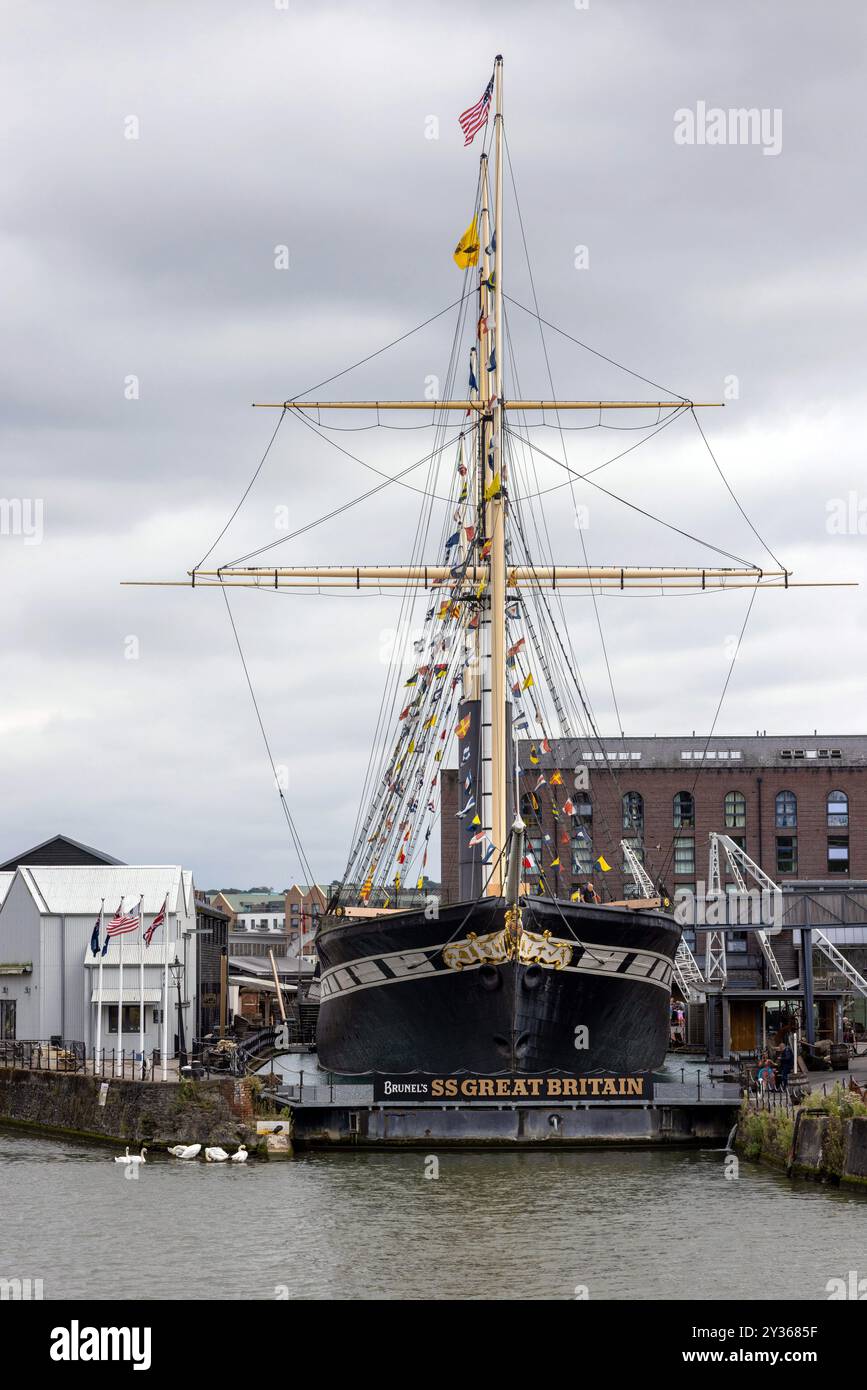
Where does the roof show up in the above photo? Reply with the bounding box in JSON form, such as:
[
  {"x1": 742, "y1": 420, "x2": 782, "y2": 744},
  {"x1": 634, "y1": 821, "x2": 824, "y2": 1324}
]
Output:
[
  {"x1": 15, "y1": 866, "x2": 189, "y2": 917},
  {"x1": 515, "y1": 735, "x2": 867, "y2": 772},
  {"x1": 83, "y1": 943, "x2": 179, "y2": 967},
  {"x1": 0, "y1": 873, "x2": 14, "y2": 907},
  {"x1": 212, "y1": 890, "x2": 285, "y2": 912},
  {"x1": 90, "y1": 988, "x2": 162, "y2": 1004},
  {"x1": 229, "y1": 954, "x2": 316, "y2": 977},
  {"x1": 0, "y1": 834, "x2": 124, "y2": 872}
]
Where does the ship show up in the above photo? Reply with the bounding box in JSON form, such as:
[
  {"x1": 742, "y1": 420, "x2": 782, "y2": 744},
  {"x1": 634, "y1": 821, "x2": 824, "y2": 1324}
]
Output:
[{"x1": 129, "y1": 55, "x2": 804, "y2": 1079}]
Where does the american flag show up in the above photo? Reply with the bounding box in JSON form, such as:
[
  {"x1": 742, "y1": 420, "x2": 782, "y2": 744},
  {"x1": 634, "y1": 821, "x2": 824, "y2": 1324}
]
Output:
[
  {"x1": 143, "y1": 894, "x2": 167, "y2": 948},
  {"x1": 458, "y1": 75, "x2": 493, "y2": 146},
  {"x1": 106, "y1": 900, "x2": 140, "y2": 938}
]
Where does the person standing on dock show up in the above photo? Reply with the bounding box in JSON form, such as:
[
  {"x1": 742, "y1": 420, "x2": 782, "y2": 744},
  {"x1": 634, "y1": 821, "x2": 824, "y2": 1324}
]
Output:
[
  {"x1": 778, "y1": 1041, "x2": 794, "y2": 1090},
  {"x1": 757, "y1": 1057, "x2": 776, "y2": 1093}
]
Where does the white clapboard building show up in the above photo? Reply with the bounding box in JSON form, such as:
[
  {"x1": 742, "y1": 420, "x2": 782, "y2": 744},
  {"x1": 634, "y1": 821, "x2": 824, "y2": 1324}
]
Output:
[{"x1": 0, "y1": 863, "x2": 197, "y2": 1058}]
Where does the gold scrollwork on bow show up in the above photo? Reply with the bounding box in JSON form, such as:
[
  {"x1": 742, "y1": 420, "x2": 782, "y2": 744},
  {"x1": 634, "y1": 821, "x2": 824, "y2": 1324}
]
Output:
[
  {"x1": 443, "y1": 919, "x2": 573, "y2": 972},
  {"x1": 442, "y1": 928, "x2": 512, "y2": 970},
  {"x1": 516, "y1": 928, "x2": 573, "y2": 970}
]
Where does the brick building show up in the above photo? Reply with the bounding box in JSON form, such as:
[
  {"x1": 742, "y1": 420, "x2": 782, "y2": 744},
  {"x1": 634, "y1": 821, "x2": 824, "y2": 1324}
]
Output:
[
  {"x1": 441, "y1": 735, "x2": 867, "y2": 904},
  {"x1": 285, "y1": 884, "x2": 327, "y2": 954}
]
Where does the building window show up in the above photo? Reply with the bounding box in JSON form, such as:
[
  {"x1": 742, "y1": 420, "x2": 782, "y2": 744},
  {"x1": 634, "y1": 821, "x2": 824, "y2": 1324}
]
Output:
[
  {"x1": 724, "y1": 790, "x2": 746, "y2": 829},
  {"x1": 106, "y1": 1005, "x2": 142, "y2": 1034},
  {"x1": 525, "y1": 832, "x2": 542, "y2": 890},
  {"x1": 572, "y1": 829, "x2": 592, "y2": 876},
  {"x1": 828, "y1": 837, "x2": 849, "y2": 874},
  {"x1": 728, "y1": 931, "x2": 749, "y2": 954},
  {"x1": 570, "y1": 795, "x2": 592, "y2": 876},
  {"x1": 775, "y1": 791, "x2": 797, "y2": 828},
  {"x1": 776, "y1": 836, "x2": 798, "y2": 874},
  {"x1": 622, "y1": 791, "x2": 644, "y2": 833},
  {"x1": 827, "y1": 790, "x2": 849, "y2": 828},
  {"x1": 673, "y1": 791, "x2": 694, "y2": 829},
  {"x1": 673, "y1": 837, "x2": 695, "y2": 876}
]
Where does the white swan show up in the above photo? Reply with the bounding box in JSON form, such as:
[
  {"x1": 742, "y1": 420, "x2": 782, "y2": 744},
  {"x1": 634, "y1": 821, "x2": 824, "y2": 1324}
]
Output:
[
  {"x1": 168, "y1": 1143, "x2": 202, "y2": 1160},
  {"x1": 230, "y1": 1144, "x2": 248, "y2": 1163},
  {"x1": 204, "y1": 1146, "x2": 229, "y2": 1163},
  {"x1": 114, "y1": 1146, "x2": 147, "y2": 1165}
]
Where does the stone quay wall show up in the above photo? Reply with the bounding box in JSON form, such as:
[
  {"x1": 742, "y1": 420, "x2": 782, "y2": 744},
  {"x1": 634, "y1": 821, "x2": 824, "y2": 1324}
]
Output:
[{"x1": 0, "y1": 1066, "x2": 256, "y2": 1148}]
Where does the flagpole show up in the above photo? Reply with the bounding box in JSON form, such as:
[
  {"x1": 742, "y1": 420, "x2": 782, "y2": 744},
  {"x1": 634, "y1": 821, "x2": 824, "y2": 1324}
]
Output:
[
  {"x1": 138, "y1": 893, "x2": 145, "y2": 1078},
  {"x1": 161, "y1": 906, "x2": 169, "y2": 1082},
  {"x1": 95, "y1": 898, "x2": 105, "y2": 1071},
  {"x1": 117, "y1": 899, "x2": 124, "y2": 1078}
]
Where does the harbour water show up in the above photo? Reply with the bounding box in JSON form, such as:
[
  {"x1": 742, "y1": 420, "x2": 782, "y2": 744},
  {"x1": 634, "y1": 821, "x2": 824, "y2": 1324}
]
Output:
[{"x1": 2, "y1": 1124, "x2": 865, "y2": 1301}]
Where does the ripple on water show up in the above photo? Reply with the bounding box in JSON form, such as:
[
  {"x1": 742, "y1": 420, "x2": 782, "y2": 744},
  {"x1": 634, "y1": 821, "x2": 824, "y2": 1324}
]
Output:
[{"x1": 1, "y1": 1128, "x2": 865, "y2": 1299}]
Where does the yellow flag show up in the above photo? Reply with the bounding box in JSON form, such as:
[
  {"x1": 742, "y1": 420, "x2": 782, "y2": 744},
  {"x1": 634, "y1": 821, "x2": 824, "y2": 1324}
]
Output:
[
  {"x1": 596, "y1": 855, "x2": 612, "y2": 872},
  {"x1": 522, "y1": 672, "x2": 534, "y2": 690},
  {"x1": 484, "y1": 472, "x2": 501, "y2": 501},
  {"x1": 453, "y1": 218, "x2": 479, "y2": 269}
]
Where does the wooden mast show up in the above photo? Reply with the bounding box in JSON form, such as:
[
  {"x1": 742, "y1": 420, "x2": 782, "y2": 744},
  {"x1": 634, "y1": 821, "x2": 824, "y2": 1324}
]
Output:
[
  {"x1": 122, "y1": 57, "x2": 855, "y2": 913},
  {"x1": 486, "y1": 54, "x2": 507, "y2": 894}
]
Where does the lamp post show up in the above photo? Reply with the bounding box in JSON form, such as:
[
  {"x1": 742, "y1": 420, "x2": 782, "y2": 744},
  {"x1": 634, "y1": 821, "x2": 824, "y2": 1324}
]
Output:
[{"x1": 170, "y1": 961, "x2": 188, "y2": 1071}]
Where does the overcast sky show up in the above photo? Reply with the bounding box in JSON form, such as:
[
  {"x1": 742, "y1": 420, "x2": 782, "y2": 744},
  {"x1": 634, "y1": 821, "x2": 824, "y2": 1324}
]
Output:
[{"x1": 2, "y1": 0, "x2": 865, "y2": 889}]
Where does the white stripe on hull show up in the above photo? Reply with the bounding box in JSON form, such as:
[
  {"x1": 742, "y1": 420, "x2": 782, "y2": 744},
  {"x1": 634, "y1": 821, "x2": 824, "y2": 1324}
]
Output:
[{"x1": 319, "y1": 940, "x2": 673, "y2": 1003}]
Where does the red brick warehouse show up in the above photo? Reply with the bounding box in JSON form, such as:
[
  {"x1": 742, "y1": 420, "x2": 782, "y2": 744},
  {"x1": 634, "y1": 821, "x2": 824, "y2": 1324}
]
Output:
[{"x1": 440, "y1": 735, "x2": 867, "y2": 903}]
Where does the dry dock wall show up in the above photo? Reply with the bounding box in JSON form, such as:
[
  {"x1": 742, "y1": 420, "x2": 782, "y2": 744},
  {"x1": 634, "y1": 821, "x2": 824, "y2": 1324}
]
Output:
[
  {"x1": 737, "y1": 1108, "x2": 867, "y2": 1189},
  {"x1": 0, "y1": 1067, "x2": 256, "y2": 1147},
  {"x1": 291, "y1": 1102, "x2": 736, "y2": 1147}
]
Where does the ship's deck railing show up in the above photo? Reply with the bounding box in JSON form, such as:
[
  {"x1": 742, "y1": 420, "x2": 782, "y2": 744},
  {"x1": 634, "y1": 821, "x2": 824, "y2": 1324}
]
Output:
[{"x1": 269, "y1": 1079, "x2": 743, "y2": 1108}]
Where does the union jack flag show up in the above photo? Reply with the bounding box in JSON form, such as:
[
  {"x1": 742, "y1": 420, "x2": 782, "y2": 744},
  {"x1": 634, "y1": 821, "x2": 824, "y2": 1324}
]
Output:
[
  {"x1": 458, "y1": 75, "x2": 493, "y2": 146},
  {"x1": 144, "y1": 894, "x2": 168, "y2": 948},
  {"x1": 106, "y1": 900, "x2": 140, "y2": 938}
]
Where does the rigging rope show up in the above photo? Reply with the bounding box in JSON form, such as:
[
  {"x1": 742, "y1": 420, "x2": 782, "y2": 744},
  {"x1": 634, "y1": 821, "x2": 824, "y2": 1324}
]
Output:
[{"x1": 221, "y1": 587, "x2": 317, "y2": 889}]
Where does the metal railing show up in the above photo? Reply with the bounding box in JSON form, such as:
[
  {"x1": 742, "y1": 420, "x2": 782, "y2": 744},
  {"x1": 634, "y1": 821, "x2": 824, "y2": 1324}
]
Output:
[
  {"x1": 0, "y1": 1039, "x2": 86, "y2": 1072},
  {"x1": 1, "y1": 1040, "x2": 247, "y2": 1082}
]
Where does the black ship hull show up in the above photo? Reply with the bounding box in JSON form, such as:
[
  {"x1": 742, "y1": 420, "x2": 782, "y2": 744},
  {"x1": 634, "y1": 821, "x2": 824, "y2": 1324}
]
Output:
[{"x1": 315, "y1": 895, "x2": 680, "y2": 1075}]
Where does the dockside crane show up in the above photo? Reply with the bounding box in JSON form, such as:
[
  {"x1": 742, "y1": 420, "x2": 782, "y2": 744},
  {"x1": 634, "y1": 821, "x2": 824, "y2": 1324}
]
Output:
[{"x1": 620, "y1": 838, "x2": 706, "y2": 1002}]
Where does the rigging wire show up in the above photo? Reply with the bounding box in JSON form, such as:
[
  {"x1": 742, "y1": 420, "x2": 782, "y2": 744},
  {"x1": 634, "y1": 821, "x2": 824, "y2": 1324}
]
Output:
[
  {"x1": 502, "y1": 292, "x2": 689, "y2": 403},
  {"x1": 690, "y1": 407, "x2": 785, "y2": 571},
  {"x1": 194, "y1": 291, "x2": 475, "y2": 572},
  {"x1": 196, "y1": 408, "x2": 288, "y2": 571},
  {"x1": 281, "y1": 292, "x2": 477, "y2": 403},
  {"x1": 504, "y1": 425, "x2": 760, "y2": 568},
  {"x1": 221, "y1": 587, "x2": 317, "y2": 888},
  {"x1": 655, "y1": 586, "x2": 760, "y2": 889},
  {"x1": 223, "y1": 428, "x2": 472, "y2": 568}
]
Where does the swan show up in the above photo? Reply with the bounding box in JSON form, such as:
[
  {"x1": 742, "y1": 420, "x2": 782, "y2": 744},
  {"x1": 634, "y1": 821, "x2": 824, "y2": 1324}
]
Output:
[
  {"x1": 114, "y1": 1146, "x2": 147, "y2": 1165},
  {"x1": 168, "y1": 1143, "x2": 201, "y2": 1160},
  {"x1": 230, "y1": 1144, "x2": 248, "y2": 1163},
  {"x1": 204, "y1": 1146, "x2": 229, "y2": 1163}
]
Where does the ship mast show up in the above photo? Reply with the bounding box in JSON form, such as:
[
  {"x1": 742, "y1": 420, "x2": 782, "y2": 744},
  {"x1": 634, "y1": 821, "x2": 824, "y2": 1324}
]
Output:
[
  {"x1": 486, "y1": 54, "x2": 507, "y2": 895},
  {"x1": 124, "y1": 54, "x2": 846, "y2": 908}
]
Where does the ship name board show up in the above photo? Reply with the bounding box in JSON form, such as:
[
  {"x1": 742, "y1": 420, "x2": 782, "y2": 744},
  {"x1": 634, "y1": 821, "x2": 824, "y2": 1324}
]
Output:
[{"x1": 373, "y1": 1073, "x2": 651, "y2": 1102}]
